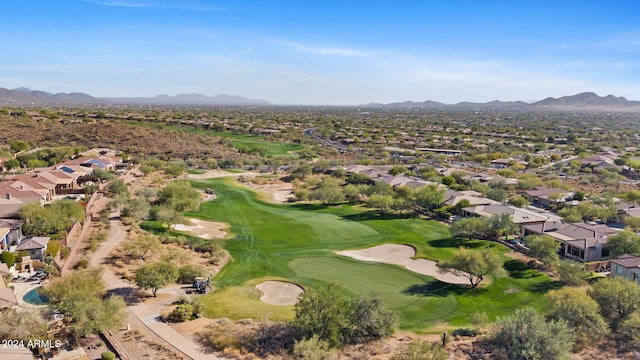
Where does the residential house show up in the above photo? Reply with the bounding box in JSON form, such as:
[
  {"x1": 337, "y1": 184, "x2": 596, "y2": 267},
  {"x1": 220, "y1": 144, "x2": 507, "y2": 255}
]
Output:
[
  {"x1": 0, "y1": 219, "x2": 23, "y2": 251},
  {"x1": 521, "y1": 221, "x2": 616, "y2": 262},
  {"x1": 0, "y1": 188, "x2": 46, "y2": 218},
  {"x1": 462, "y1": 204, "x2": 551, "y2": 226},
  {"x1": 443, "y1": 190, "x2": 499, "y2": 207},
  {"x1": 524, "y1": 187, "x2": 574, "y2": 208},
  {"x1": 616, "y1": 201, "x2": 640, "y2": 222},
  {"x1": 0, "y1": 269, "x2": 18, "y2": 308},
  {"x1": 372, "y1": 174, "x2": 442, "y2": 189},
  {"x1": 611, "y1": 254, "x2": 640, "y2": 284},
  {"x1": 15, "y1": 236, "x2": 50, "y2": 261}
]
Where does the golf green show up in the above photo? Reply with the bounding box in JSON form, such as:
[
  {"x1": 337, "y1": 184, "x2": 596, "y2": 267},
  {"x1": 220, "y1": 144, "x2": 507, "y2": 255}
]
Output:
[{"x1": 187, "y1": 178, "x2": 553, "y2": 331}]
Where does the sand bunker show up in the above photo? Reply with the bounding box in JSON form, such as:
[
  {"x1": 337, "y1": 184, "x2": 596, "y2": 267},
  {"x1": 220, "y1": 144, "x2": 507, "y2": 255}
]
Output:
[
  {"x1": 256, "y1": 281, "x2": 304, "y2": 306},
  {"x1": 337, "y1": 244, "x2": 470, "y2": 285},
  {"x1": 172, "y1": 218, "x2": 227, "y2": 239}
]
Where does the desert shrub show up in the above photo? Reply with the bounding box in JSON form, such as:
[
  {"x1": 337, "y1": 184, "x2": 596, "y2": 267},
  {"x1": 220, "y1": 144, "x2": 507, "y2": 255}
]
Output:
[
  {"x1": 293, "y1": 334, "x2": 336, "y2": 360},
  {"x1": 60, "y1": 246, "x2": 71, "y2": 260},
  {"x1": 45, "y1": 240, "x2": 60, "y2": 257},
  {"x1": 197, "y1": 323, "x2": 244, "y2": 352},
  {"x1": 293, "y1": 285, "x2": 396, "y2": 348},
  {"x1": 493, "y1": 307, "x2": 574, "y2": 360},
  {"x1": 76, "y1": 258, "x2": 89, "y2": 269},
  {"x1": 178, "y1": 265, "x2": 206, "y2": 284},
  {"x1": 168, "y1": 303, "x2": 195, "y2": 322},
  {"x1": 390, "y1": 339, "x2": 448, "y2": 360},
  {"x1": 294, "y1": 189, "x2": 310, "y2": 201},
  {"x1": 619, "y1": 311, "x2": 640, "y2": 350},
  {"x1": 101, "y1": 351, "x2": 116, "y2": 360}
]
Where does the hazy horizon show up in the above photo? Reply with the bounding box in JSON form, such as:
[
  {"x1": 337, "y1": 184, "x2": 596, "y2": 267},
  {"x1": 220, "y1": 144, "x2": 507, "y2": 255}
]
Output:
[{"x1": 2, "y1": 1, "x2": 640, "y2": 105}]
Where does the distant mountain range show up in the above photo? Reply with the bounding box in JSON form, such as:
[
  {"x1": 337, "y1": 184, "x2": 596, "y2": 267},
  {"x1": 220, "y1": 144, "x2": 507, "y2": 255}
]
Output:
[
  {"x1": 366, "y1": 92, "x2": 640, "y2": 112},
  {"x1": 1, "y1": 86, "x2": 640, "y2": 111},
  {"x1": 0, "y1": 87, "x2": 270, "y2": 106}
]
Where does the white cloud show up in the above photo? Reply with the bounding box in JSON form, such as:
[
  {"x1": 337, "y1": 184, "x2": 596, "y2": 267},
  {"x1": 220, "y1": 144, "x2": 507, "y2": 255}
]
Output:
[{"x1": 276, "y1": 40, "x2": 370, "y2": 58}]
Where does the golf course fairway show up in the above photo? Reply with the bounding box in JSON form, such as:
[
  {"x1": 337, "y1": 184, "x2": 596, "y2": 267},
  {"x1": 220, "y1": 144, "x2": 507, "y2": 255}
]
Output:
[{"x1": 185, "y1": 178, "x2": 554, "y2": 331}]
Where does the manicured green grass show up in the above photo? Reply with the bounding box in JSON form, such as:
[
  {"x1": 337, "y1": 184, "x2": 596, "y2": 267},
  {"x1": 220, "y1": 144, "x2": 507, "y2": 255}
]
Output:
[
  {"x1": 217, "y1": 133, "x2": 302, "y2": 158},
  {"x1": 185, "y1": 178, "x2": 554, "y2": 331},
  {"x1": 199, "y1": 280, "x2": 295, "y2": 321},
  {"x1": 127, "y1": 121, "x2": 301, "y2": 157},
  {"x1": 187, "y1": 169, "x2": 206, "y2": 174},
  {"x1": 223, "y1": 168, "x2": 246, "y2": 173}
]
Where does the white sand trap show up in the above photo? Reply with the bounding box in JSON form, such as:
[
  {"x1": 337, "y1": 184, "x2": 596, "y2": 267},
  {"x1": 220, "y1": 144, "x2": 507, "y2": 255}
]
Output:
[
  {"x1": 172, "y1": 218, "x2": 227, "y2": 239},
  {"x1": 337, "y1": 244, "x2": 470, "y2": 285},
  {"x1": 256, "y1": 281, "x2": 304, "y2": 306}
]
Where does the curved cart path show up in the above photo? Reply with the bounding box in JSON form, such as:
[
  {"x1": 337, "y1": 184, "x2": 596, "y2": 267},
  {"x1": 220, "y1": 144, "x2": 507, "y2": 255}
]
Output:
[{"x1": 91, "y1": 217, "x2": 223, "y2": 360}]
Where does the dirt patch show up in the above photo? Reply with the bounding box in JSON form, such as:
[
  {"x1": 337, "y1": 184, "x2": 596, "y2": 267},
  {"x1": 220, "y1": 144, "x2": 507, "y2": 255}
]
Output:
[
  {"x1": 244, "y1": 178, "x2": 294, "y2": 203},
  {"x1": 172, "y1": 218, "x2": 228, "y2": 240},
  {"x1": 337, "y1": 244, "x2": 471, "y2": 285},
  {"x1": 255, "y1": 281, "x2": 304, "y2": 306}
]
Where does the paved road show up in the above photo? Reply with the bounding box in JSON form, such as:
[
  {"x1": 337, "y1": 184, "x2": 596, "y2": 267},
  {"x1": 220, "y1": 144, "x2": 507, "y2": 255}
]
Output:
[{"x1": 92, "y1": 218, "x2": 222, "y2": 360}]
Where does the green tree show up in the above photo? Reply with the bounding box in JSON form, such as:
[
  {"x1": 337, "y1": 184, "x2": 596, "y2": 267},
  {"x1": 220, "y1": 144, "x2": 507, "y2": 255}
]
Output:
[
  {"x1": 367, "y1": 194, "x2": 393, "y2": 215},
  {"x1": 588, "y1": 277, "x2": 640, "y2": 326},
  {"x1": 292, "y1": 285, "x2": 396, "y2": 348},
  {"x1": 4, "y1": 158, "x2": 20, "y2": 170},
  {"x1": 486, "y1": 187, "x2": 507, "y2": 202},
  {"x1": 135, "y1": 261, "x2": 178, "y2": 297},
  {"x1": 546, "y1": 288, "x2": 608, "y2": 350},
  {"x1": 350, "y1": 292, "x2": 397, "y2": 344},
  {"x1": 9, "y1": 140, "x2": 31, "y2": 153},
  {"x1": 155, "y1": 181, "x2": 201, "y2": 228},
  {"x1": 622, "y1": 190, "x2": 640, "y2": 207},
  {"x1": 508, "y1": 195, "x2": 530, "y2": 208},
  {"x1": 177, "y1": 264, "x2": 206, "y2": 284},
  {"x1": 20, "y1": 199, "x2": 85, "y2": 236},
  {"x1": 124, "y1": 234, "x2": 162, "y2": 261},
  {"x1": 556, "y1": 260, "x2": 590, "y2": 287},
  {"x1": 293, "y1": 285, "x2": 353, "y2": 348},
  {"x1": 414, "y1": 185, "x2": 445, "y2": 211},
  {"x1": 0, "y1": 250, "x2": 16, "y2": 267},
  {"x1": 439, "y1": 247, "x2": 505, "y2": 288},
  {"x1": 343, "y1": 184, "x2": 360, "y2": 202},
  {"x1": 608, "y1": 230, "x2": 640, "y2": 257},
  {"x1": 93, "y1": 168, "x2": 115, "y2": 181},
  {"x1": 449, "y1": 217, "x2": 489, "y2": 239},
  {"x1": 525, "y1": 235, "x2": 560, "y2": 269},
  {"x1": 557, "y1": 207, "x2": 583, "y2": 223},
  {"x1": 493, "y1": 307, "x2": 574, "y2": 360},
  {"x1": 310, "y1": 178, "x2": 345, "y2": 205},
  {"x1": 105, "y1": 178, "x2": 128, "y2": 196},
  {"x1": 488, "y1": 213, "x2": 518, "y2": 240},
  {"x1": 42, "y1": 268, "x2": 126, "y2": 336},
  {"x1": 623, "y1": 216, "x2": 640, "y2": 232}
]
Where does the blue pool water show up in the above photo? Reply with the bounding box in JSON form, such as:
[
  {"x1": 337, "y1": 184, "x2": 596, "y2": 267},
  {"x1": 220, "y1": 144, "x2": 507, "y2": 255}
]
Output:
[{"x1": 23, "y1": 287, "x2": 49, "y2": 305}]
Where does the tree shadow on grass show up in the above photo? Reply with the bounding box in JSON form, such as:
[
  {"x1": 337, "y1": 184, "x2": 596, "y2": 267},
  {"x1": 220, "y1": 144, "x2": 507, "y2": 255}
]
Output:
[
  {"x1": 402, "y1": 280, "x2": 480, "y2": 297},
  {"x1": 530, "y1": 280, "x2": 564, "y2": 293},
  {"x1": 428, "y1": 237, "x2": 485, "y2": 249},
  {"x1": 341, "y1": 211, "x2": 414, "y2": 222},
  {"x1": 288, "y1": 203, "x2": 326, "y2": 211},
  {"x1": 504, "y1": 259, "x2": 542, "y2": 279}
]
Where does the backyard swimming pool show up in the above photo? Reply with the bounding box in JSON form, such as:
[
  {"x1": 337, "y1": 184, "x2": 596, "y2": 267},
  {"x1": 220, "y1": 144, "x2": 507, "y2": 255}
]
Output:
[{"x1": 23, "y1": 286, "x2": 49, "y2": 305}]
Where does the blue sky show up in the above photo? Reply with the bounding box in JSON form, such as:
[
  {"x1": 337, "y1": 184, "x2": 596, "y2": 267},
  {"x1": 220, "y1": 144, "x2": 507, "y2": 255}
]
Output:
[{"x1": 1, "y1": 0, "x2": 640, "y2": 105}]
